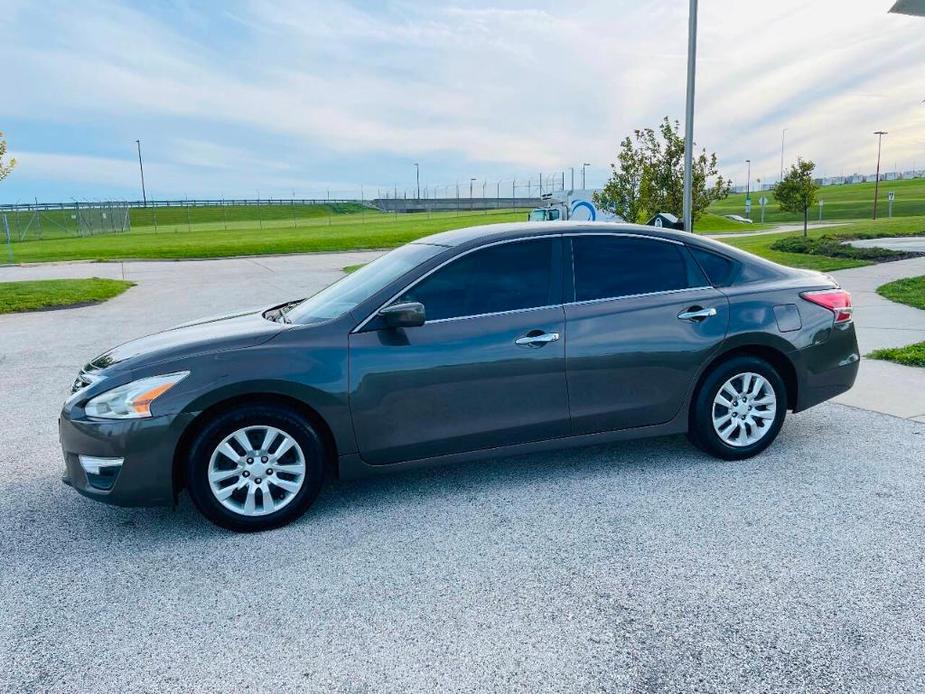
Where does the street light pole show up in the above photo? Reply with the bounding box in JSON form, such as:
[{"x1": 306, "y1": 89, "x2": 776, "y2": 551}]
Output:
[
  {"x1": 779, "y1": 128, "x2": 788, "y2": 182},
  {"x1": 581, "y1": 163, "x2": 590, "y2": 190},
  {"x1": 745, "y1": 159, "x2": 751, "y2": 219},
  {"x1": 682, "y1": 0, "x2": 698, "y2": 233},
  {"x1": 873, "y1": 130, "x2": 888, "y2": 220},
  {"x1": 570, "y1": 167, "x2": 575, "y2": 191},
  {"x1": 469, "y1": 178, "x2": 476, "y2": 210},
  {"x1": 135, "y1": 139, "x2": 147, "y2": 207},
  {"x1": 414, "y1": 163, "x2": 420, "y2": 200}
]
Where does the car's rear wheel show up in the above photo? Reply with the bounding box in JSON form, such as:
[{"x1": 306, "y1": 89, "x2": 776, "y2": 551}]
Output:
[
  {"x1": 688, "y1": 355, "x2": 787, "y2": 460},
  {"x1": 186, "y1": 404, "x2": 324, "y2": 531}
]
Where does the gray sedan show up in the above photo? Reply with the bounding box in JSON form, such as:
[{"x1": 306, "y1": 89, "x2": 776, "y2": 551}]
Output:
[{"x1": 59, "y1": 222, "x2": 859, "y2": 531}]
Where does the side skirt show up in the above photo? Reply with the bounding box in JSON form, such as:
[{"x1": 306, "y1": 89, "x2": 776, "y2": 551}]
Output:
[{"x1": 337, "y1": 410, "x2": 689, "y2": 481}]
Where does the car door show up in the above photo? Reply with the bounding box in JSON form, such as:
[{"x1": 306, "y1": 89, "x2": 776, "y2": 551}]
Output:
[
  {"x1": 348, "y1": 236, "x2": 570, "y2": 465},
  {"x1": 564, "y1": 233, "x2": 729, "y2": 434}
]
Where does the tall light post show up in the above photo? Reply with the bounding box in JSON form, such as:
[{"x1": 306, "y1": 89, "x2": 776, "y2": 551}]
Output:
[
  {"x1": 570, "y1": 166, "x2": 575, "y2": 190},
  {"x1": 414, "y1": 163, "x2": 420, "y2": 200},
  {"x1": 135, "y1": 139, "x2": 147, "y2": 207},
  {"x1": 873, "y1": 130, "x2": 888, "y2": 219},
  {"x1": 681, "y1": 0, "x2": 698, "y2": 233},
  {"x1": 469, "y1": 177, "x2": 476, "y2": 209},
  {"x1": 779, "y1": 128, "x2": 788, "y2": 182},
  {"x1": 581, "y1": 162, "x2": 590, "y2": 190},
  {"x1": 745, "y1": 159, "x2": 751, "y2": 219}
]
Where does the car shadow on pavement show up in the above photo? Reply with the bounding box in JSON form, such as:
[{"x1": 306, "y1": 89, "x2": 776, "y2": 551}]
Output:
[{"x1": 13, "y1": 433, "x2": 719, "y2": 543}]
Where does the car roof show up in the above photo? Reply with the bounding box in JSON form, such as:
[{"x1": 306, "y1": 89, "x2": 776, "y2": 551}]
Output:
[
  {"x1": 413, "y1": 220, "x2": 796, "y2": 279},
  {"x1": 416, "y1": 220, "x2": 697, "y2": 248}
]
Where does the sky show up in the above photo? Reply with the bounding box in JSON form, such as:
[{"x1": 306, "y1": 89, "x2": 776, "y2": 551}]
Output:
[{"x1": 2, "y1": 0, "x2": 924, "y2": 203}]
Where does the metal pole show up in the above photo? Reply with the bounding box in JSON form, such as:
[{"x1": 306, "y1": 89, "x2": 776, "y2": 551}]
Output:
[
  {"x1": 570, "y1": 167, "x2": 574, "y2": 191},
  {"x1": 682, "y1": 0, "x2": 698, "y2": 233},
  {"x1": 582, "y1": 163, "x2": 590, "y2": 190},
  {"x1": 415, "y1": 163, "x2": 420, "y2": 200},
  {"x1": 745, "y1": 159, "x2": 751, "y2": 219},
  {"x1": 873, "y1": 131, "x2": 887, "y2": 220},
  {"x1": 135, "y1": 140, "x2": 147, "y2": 207},
  {"x1": 2, "y1": 214, "x2": 12, "y2": 264}
]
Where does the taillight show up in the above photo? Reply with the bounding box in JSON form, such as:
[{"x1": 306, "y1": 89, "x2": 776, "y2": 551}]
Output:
[{"x1": 801, "y1": 289, "x2": 853, "y2": 324}]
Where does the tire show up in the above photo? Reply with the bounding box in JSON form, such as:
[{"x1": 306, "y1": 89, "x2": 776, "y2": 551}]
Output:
[
  {"x1": 687, "y1": 355, "x2": 787, "y2": 460},
  {"x1": 185, "y1": 404, "x2": 324, "y2": 532}
]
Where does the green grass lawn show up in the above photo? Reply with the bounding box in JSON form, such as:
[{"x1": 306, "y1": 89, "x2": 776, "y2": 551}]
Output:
[
  {"x1": 868, "y1": 343, "x2": 925, "y2": 368},
  {"x1": 5, "y1": 209, "x2": 526, "y2": 263},
  {"x1": 711, "y1": 177, "x2": 925, "y2": 224},
  {"x1": 876, "y1": 275, "x2": 925, "y2": 310},
  {"x1": 868, "y1": 275, "x2": 925, "y2": 368},
  {"x1": 0, "y1": 278, "x2": 134, "y2": 314},
  {"x1": 694, "y1": 213, "x2": 771, "y2": 233},
  {"x1": 718, "y1": 215, "x2": 925, "y2": 271}
]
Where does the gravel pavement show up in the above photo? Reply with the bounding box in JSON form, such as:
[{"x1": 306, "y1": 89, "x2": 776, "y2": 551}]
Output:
[{"x1": 3, "y1": 253, "x2": 925, "y2": 693}]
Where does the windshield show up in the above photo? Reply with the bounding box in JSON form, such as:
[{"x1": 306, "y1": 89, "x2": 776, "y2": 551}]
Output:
[
  {"x1": 286, "y1": 243, "x2": 445, "y2": 325},
  {"x1": 528, "y1": 210, "x2": 547, "y2": 222}
]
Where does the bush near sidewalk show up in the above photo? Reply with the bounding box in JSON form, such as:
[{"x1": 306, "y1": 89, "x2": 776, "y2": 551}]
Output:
[
  {"x1": 769, "y1": 235, "x2": 915, "y2": 262},
  {"x1": 722, "y1": 216, "x2": 925, "y2": 272}
]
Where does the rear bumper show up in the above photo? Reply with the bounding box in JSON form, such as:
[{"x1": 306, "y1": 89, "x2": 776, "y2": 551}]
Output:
[
  {"x1": 59, "y1": 412, "x2": 192, "y2": 507},
  {"x1": 794, "y1": 322, "x2": 860, "y2": 412}
]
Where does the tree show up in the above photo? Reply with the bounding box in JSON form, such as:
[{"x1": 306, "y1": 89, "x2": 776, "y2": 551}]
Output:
[
  {"x1": 775, "y1": 158, "x2": 818, "y2": 237},
  {"x1": 594, "y1": 117, "x2": 731, "y2": 228},
  {"x1": 0, "y1": 130, "x2": 16, "y2": 182}
]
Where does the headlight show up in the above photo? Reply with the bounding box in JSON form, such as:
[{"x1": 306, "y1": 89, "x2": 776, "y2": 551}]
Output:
[{"x1": 84, "y1": 372, "x2": 189, "y2": 419}]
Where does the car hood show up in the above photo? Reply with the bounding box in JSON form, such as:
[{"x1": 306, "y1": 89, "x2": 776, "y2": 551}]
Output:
[{"x1": 87, "y1": 306, "x2": 289, "y2": 373}]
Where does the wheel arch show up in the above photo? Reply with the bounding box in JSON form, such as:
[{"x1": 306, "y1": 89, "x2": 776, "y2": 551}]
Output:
[
  {"x1": 172, "y1": 391, "x2": 341, "y2": 500},
  {"x1": 692, "y1": 341, "x2": 799, "y2": 415}
]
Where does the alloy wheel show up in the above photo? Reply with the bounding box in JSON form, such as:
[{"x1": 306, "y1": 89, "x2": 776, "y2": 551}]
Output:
[
  {"x1": 711, "y1": 372, "x2": 777, "y2": 447},
  {"x1": 207, "y1": 425, "x2": 307, "y2": 516}
]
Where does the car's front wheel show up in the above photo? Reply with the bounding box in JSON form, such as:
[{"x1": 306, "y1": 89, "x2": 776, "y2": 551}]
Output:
[
  {"x1": 688, "y1": 355, "x2": 787, "y2": 460},
  {"x1": 185, "y1": 404, "x2": 324, "y2": 531}
]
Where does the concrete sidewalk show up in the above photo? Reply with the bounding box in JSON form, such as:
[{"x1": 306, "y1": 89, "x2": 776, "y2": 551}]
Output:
[{"x1": 830, "y1": 257, "x2": 925, "y2": 422}]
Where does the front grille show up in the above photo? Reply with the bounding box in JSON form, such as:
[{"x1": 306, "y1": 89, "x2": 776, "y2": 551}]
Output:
[
  {"x1": 71, "y1": 373, "x2": 93, "y2": 394},
  {"x1": 71, "y1": 364, "x2": 102, "y2": 394}
]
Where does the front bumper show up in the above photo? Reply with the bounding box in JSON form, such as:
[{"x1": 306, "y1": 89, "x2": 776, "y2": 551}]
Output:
[{"x1": 59, "y1": 412, "x2": 192, "y2": 507}]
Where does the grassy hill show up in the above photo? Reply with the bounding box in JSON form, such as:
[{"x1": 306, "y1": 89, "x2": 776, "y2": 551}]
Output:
[
  {"x1": 5, "y1": 209, "x2": 526, "y2": 263},
  {"x1": 710, "y1": 177, "x2": 925, "y2": 223}
]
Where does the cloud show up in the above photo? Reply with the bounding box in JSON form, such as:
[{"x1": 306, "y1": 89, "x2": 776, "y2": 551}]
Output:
[{"x1": 2, "y1": 0, "x2": 924, "y2": 200}]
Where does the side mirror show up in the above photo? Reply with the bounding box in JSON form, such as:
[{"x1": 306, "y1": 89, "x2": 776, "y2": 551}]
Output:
[{"x1": 378, "y1": 301, "x2": 425, "y2": 328}]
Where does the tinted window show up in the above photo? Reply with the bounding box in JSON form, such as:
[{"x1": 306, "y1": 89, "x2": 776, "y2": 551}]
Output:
[
  {"x1": 572, "y1": 236, "x2": 701, "y2": 302},
  {"x1": 690, "y1": 247, "x2": 737, "y2": 287},
  {"x1": 399, "y1": 239, "x2": 557, "y2": 321},
  {"x1": 288, "y1": 243, "x2": 443, "y2": 324}
]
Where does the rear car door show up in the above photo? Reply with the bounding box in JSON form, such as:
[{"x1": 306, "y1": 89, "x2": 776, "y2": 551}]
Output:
[
  {"x1": 348, "y1": 236, "x2": 570, "y2": 465},
  {"x1": 564, "y1": 233, "x2": 729, "y2": 434}
]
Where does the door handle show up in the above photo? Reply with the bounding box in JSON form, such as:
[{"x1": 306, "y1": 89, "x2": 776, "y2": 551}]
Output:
[
  {"x1": 515, "y1": 331, "x2": 560, "y2": 347},
  {"x1": 677, "y1": 307, "x2": 717, "y2": 321}
]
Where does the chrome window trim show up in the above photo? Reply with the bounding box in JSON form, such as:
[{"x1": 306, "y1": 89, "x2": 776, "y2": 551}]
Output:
[
  {"x1": 425, "y1": 302, "x2": 564, "y2": 325},
  {"x1": 564, "y1": 231, "x2": 684, "y2": 246},
  {"x1": 351, "y1": 234, "x2": 563, "y2": 333},
  {"x1": 566, "y1": 285, "x2": 714, "y2": 308}
]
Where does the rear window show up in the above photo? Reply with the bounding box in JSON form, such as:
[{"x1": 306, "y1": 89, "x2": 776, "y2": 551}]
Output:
[
  {"x1": 689, "y1": 247, "x2": 737, "y2": 287},
  {"x1": 571, "y1": 236, "x2": 704, "y2": 302}
]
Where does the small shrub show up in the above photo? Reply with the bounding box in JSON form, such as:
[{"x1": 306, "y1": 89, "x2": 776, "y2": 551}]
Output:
[{"x1": 770, "y1": 235, "x2": 911, "y2": 261}]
